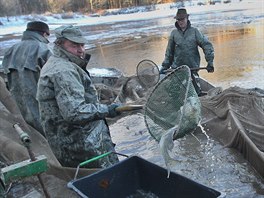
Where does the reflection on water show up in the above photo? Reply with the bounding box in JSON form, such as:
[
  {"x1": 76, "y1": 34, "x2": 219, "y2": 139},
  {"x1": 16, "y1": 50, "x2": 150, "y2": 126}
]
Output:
[
  {"x1": 211, "y1": 27, "x2": 257, "y2": 43},
  {"x1": 110, "y1": 114, "x2": 264, "y2": 198},
  {"x1": 87, "y1": 21, "x2": 264, "y2": 90},
  {"x1": 201, "y1": 23, "x2": 264, "y2": 89},
  {"x1": 0, "y1": 9, "x2": 263, "y2": 197},
  {"x1": 1, "y1": 15, "x2": 263, "y2": 90}
]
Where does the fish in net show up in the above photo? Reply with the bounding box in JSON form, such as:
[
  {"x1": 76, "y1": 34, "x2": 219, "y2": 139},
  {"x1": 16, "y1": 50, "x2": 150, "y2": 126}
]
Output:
[{"x1": 144, "y1": 65, "x2": 202, "y2": 177}]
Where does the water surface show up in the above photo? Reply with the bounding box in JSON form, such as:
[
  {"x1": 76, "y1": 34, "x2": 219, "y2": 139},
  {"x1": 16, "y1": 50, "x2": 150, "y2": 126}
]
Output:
[
  {"x1": 110, "y1": 114, "x2": 264, "y2": 197},
  {"x1": 87, "y1": 19, "x2": 264, "y2": 90},
  {"x1": 0, "y1": 6, "x2": 263, "y2": 197}
]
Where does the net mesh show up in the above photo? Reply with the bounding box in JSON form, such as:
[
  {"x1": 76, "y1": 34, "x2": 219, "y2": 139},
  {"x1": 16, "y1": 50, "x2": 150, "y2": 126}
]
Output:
[
  {"x1": 144, "y1": 65, "x2": 201, "y2": 141},
  {"x1": 137, "y1": 59, "x2": 160, "y2": 88}
]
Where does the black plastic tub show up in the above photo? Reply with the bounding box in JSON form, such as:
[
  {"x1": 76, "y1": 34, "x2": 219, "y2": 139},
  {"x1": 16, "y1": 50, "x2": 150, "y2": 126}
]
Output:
[{"x1": 67, "y1": 156, "x2": 221, "y2": 198}]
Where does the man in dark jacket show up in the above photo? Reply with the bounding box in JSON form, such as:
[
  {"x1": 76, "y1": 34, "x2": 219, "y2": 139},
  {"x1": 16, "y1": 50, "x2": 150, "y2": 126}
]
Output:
[
  {"x1": 2, "y1": 21, "x2": 52, "y2": 136},
  {"x1": 37, "y1": 25, "x2": 121, "y2": 168},
  {"x1": 160, "y1": 8, "x2": 214, "y2": 95}
]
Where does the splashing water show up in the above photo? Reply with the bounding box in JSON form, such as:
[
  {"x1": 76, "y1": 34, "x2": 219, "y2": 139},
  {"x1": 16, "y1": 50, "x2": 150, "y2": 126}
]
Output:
[{"x1": 198, "y1": 121, "x2": 210, "y2": 140}]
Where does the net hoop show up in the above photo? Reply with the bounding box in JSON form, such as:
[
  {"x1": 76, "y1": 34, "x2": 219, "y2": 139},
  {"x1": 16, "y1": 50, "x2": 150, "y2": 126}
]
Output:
[
  {"x1": 136, "y1": 59, "x2": 160, "y2": 88},
  {"x1": 144, "y1": 65, "x2": 200, "y2": 141}
]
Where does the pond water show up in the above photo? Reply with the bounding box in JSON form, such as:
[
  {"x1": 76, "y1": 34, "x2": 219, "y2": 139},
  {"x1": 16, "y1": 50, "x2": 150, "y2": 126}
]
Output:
[
  {"x1": 86, "y1": 19, "x2": 264, "y2": 90},
  {"x1": 110, "y1": 113, "x2": 264, "y2": 198},
  {"x1": 99, "y1": 10, "x2": 264, "y2": 197},
  {"x1": 0, "y1": 5, "x2": 263, "y2": 197}
]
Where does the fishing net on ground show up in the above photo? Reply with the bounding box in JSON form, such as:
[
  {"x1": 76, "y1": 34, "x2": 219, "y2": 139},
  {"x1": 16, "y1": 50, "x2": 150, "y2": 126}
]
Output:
[
  {"x1": 0, "y1": 77, "x2": 98, "y2": 197},
  {"x1": 144, "y1": 65, "x2": 202, "y2": 142}
]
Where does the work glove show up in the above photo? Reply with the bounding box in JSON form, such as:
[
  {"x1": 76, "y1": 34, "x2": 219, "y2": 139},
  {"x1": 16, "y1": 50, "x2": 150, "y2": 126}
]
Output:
[
  {"x1": 159, "y1": 67, "x2": 166, "y2": 75},
  {"x1": 206, "y1": 62, "x2": 214, "y2": 73},
  {"x1": 107, "y1": 103, "x2": 121, "y2": 118}
]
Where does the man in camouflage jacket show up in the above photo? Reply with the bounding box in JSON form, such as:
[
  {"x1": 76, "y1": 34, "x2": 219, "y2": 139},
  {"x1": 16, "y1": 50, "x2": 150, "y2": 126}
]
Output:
[{"x1": 37, "y1": 25, "x2": 120, "y2": 168}]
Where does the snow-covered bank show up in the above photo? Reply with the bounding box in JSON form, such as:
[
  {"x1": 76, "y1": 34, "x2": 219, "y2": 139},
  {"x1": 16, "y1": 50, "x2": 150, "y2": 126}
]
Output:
[
  {"x1": 0, "y1": 1, "x2": 262, "y2": 38},
  {"x1": 0, "y1": 0, "x2": 263, "y2": 91}
]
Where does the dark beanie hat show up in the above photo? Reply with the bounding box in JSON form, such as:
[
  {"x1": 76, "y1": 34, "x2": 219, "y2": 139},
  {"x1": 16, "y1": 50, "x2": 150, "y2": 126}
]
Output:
[{"x1": 26, "y1": 21, "x2": 50, "y2": 35}]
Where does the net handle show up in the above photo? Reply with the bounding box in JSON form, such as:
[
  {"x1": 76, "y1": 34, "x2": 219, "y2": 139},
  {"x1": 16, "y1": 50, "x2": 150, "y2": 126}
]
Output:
[
  {"x1": 116, "y1": 105, "x2": 143, "y2": 112},
  {"x1": 137, "y1": 59, "x2": 207, "y2": 88},
  {"x1": 164, "y1": 67, "x2": 207, "y2": 73}
]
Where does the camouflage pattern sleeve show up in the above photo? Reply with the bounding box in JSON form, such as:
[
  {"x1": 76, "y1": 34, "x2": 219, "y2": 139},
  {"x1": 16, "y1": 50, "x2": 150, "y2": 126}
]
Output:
[{"x1": 53, "y1": 69, "x2": 109, "y2": 124}]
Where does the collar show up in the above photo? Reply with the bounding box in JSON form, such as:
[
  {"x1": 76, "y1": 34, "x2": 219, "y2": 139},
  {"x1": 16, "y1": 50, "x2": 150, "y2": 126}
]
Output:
[
  {"x1": 175, "y1": 20, "x2": 191, "y2": 32},
  {"x1": 22, "y1": 30, "x2": 49, "y2": 44},
  {"x1": 53, "y1": 44, "x2": 91, "y2": 69}
]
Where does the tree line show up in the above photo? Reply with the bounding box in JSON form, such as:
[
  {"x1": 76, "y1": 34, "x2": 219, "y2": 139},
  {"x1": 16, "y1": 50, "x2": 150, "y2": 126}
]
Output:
[{"x1": 0, "y1": 0, "x2": 183, "y2": 17}]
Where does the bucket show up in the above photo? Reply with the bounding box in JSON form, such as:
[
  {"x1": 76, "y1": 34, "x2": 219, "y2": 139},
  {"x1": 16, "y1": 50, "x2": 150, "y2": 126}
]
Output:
[{"x1": 68, "y1": 156, "x2": 221, "y2": 198}]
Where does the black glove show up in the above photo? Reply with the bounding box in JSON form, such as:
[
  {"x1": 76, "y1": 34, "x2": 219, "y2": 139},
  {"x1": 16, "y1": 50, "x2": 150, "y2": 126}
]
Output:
[
  {"x1": 206, "y1": 63, "x2": 214, "y2": 73},
  {"x1": 159, "y1": 67, "x2": 166, "y2": 74},
  {"x1": 107, "y1": 104, "x2": 121, "y2": 118}
]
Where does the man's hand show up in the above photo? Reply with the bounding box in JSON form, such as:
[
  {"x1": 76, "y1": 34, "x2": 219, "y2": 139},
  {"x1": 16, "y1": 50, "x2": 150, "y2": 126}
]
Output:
[
  {"x1": 206, "y1": 63, "x2": 214, "y2": 73},
  {"x1": 159, "y1": 67, "x2": 167, "y2": 74},
  {"x1": 107, "y1": 103, "x2": 121, "y2": 118}
]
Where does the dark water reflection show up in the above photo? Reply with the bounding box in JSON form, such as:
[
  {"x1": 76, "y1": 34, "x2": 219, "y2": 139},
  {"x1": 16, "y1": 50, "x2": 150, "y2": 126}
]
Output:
[{"x1": 87, "y1": 20, "x2": 264, "y2": 90}]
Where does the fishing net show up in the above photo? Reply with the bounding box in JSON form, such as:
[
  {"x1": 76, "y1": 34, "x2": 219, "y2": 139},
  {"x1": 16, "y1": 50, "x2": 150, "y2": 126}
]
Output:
[
  {"x1": 144, "y1": 65, "x2": 202, "y2": 142},
  {"x1": 136, "y1": 59, "x2": 160, "y2": 88}
]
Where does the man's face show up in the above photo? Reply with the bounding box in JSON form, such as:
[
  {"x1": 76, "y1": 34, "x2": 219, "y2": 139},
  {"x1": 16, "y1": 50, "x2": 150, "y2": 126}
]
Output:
[
  {"x1": 62, "y1": 39, "x2": 85, "y2": 59},
  {"x1": 177, "y1": 17, "x2": 188, "y2": 30}
]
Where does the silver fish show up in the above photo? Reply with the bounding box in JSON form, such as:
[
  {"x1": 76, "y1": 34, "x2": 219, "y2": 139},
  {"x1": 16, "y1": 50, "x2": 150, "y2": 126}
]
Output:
[{"x1": 159, "y1": 96, "x2": 202, "y2": 178}]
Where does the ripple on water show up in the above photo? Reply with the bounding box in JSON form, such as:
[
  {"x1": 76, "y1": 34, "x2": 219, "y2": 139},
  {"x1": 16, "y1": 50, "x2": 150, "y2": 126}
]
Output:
[{"x1": 110, "y1": 113, "x2": 264, "y2": 197}]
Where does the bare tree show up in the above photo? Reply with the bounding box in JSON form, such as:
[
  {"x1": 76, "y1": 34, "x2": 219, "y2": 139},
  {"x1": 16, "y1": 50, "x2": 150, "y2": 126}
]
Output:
[{"x1": 0, "y1": 0, "x2": 181, "y2": 16}]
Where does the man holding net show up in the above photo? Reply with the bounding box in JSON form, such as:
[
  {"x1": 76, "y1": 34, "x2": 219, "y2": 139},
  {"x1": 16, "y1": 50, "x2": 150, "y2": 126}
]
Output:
[
  {"x1": 160, "y1": 8, "x2": 214, "y2": 96},
  {"x1": 37, "y1": 25, "x2": 121, "y2": 168}
]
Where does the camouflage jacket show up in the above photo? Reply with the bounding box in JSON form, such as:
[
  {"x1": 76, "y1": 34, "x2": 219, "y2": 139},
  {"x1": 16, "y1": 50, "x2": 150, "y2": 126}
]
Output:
[
  {"x1": 162, "y1": 20, "x2": 214, "y2": 70},
  {"x1": 2, "y1": 30, "x2": 52, "y2": 135},
  {"x1": 37, "y1": 45, "x2": 118, "y2": 168}
]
